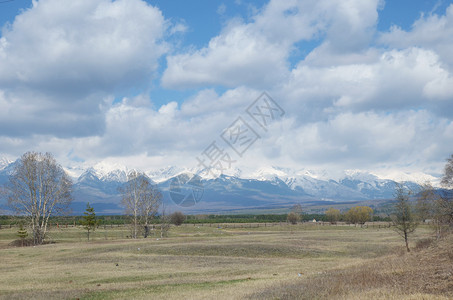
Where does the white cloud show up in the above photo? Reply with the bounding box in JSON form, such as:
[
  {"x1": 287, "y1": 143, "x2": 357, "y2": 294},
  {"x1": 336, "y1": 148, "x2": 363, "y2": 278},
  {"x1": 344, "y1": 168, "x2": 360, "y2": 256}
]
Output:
[
  {"x1": 248, "y1": 110, "x2": 453, "y2": 175},
  {"x1": 217, "y1": 3, "x2": 227, "y2": 15},
  {"x1": 423, "y1": 74, "x2": 453, "y2": 100},
  {"x1": 1, "y1": 0, "x2": 453, "y2": 180},
  {"x1": 0, "y1": 0, "x2": 169, "y2": 137},
  {"x1": 180, "y1": 86, "x2": 260, "y2": 117},
  {"x1": 281, "y1": 47, "x2": 453, "y2": 121},
  {"x1": 71, "y1": 90, "x2": 251, "y2": 159},
  {"x1": 1, "y1": 0, "x2": 168, "y2": 91},
  {"x1": 379, "y1": 4, "x2": 453, "y2": 69},
  {"x1": 162, "y1": 21, "x2": 289, "y2": 89},
  {"x1": 162, "y1": 0, "x2": 382, "y2": 89}
]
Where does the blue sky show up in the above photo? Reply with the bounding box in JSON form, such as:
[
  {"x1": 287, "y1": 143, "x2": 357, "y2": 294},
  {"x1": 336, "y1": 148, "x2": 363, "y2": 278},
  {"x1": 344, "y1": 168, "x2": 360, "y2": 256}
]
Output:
[{"x1": 0, "y1": 0, "x2": 453, "y2": 181}]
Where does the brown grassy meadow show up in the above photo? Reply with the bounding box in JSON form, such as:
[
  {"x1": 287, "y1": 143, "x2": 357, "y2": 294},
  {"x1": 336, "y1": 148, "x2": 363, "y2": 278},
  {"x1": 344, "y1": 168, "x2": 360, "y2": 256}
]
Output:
[{"x1": 0, "y1": 223, "x2": 451, "y2": 299}]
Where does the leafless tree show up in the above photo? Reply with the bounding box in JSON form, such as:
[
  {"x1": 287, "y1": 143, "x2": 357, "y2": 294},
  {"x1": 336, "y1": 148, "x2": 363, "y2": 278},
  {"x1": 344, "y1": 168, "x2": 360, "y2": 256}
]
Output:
[
  {"x1": 416, "y1": 181, "x2": 436, "y2": 222},
  {"x1": 6, "y1": 152, "x2": 72, "y2": 245},
  {"x1": 439, "y1": 155, "x2": 453, "y2": 229},
  {"x1": 120, "y1": 171, "x2": 161, "y2": 239},
  {"x1": 392, "y1": 183, "x2": 419, "y2": 252},
  {"x1": 140, "y1": 183, "x2": 161, "y2": 238},
  {"x1": 416, "y1": 181, "x2": 446, "y2": 239},
  {"x1": 437, "y1": 192, "x2": 453, "y2": 227},
  {"x1": 291, "y1": 204, "x2": 303, "y2": 216},
  {"x1": 441, "y1": 154, "x2": 453, "y2": 187},
  {"x1": 159, "y1": 200, "x2": 171, "y2": 238},
  {"x1": 287, "y1": 212, "x2": 300, "y2": 224}
]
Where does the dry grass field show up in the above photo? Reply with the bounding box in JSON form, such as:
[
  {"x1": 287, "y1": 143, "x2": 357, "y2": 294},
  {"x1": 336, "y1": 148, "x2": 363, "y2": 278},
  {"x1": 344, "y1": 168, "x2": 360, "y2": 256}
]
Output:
[{"x1": 0, "y1": 223, "x2": 451, "y2": 299}]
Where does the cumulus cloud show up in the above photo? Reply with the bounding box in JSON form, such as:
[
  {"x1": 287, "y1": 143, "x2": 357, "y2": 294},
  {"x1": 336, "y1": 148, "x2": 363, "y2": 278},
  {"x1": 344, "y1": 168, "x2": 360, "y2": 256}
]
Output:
[
  {"x1": 1, "y1": 0, "x2": 453, "y2": 179},
  {"x1": 0, "y1": 0, "x2": 170, "y2": 137},
  {"x1": 161, "y1": 21, "x2": 290, "y2": 89},
  {"x1": 282, "y1": 47, "x2": 453, "y2": 121},
  {"x1": 248, "y1": 109, "x2": 453, "y2": 175},
  {"x1": 67, "y1": 88, "x2": 259, "y2": 160},
  {"x1": 379, "y1": 4, "x2": 453, "y2": 69},
  {"x1": 162, "y1": 0, "x2": 382, "y2": 89},
  {"x1": 0, "y1": 0, "x2": 167, "y2": 91}
]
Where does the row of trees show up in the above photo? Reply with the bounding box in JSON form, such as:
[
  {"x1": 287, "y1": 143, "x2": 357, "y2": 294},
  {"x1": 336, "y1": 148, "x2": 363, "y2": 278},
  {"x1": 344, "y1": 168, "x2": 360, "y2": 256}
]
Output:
[
  {"x1": 325, "y1": 206, "x2": 374, "y2": 225},
  {"x1": 2, "y1": 152, "x2": 168, "y2": 244},
  {"x1": 3, "y1": 151, "x2": 453, "y2": 247},
  {"x1": 288, "y1": 205, "x2": 374, "y2": 225}
]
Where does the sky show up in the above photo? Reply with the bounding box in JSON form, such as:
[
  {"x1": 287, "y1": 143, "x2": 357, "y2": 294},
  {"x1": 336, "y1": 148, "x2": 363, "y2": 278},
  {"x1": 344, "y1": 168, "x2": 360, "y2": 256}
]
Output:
[{"x1": 1, "y1": 0, "x2": 453, "y2": 180}]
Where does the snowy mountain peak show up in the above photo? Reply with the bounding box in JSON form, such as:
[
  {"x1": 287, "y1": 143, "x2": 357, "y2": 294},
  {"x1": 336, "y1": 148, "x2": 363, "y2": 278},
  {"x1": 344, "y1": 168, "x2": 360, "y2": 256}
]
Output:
[
  {"x1": 372, "y1": 170, "x2": 440, "y2": 186},
  {"x1": 103, "y1": 169, "x2": 128, "y2": 182},
  {"x1": 77, "y1": 167, "x2": 128, "y2": 183},
  {"x1": 343, "y1": 169, "x2": 379, "y2": 182},
  {"x1": 92, "y1": 161, "x2": 128, "y2": 177},
  {"x1": 147, "y1": 166, "x2": 187, "y2": 183},
  {"x1": 77, "y1": 168, "x2": 100, "y2": 184},
  {"x1": 251, "y1": 166, "x2": 289, "y2": 181},
  {"x1": 0, "y1": 158, "x2": 12, "y2": 171}
]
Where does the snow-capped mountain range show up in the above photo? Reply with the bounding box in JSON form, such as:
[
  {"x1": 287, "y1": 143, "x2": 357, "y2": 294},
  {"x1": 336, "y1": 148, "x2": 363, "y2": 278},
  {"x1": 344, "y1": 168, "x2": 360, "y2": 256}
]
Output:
[
  {"x1": 0, "y1": 158, "x2": 440, "y2": 214},
  {"x1": 0, "y1": 158, "x2": 13, "y2": 171}
]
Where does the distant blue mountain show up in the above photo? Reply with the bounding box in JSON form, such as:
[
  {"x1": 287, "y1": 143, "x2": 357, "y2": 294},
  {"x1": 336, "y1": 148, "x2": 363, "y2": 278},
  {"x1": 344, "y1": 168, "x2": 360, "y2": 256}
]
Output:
[{"x1": 0, "y1": 160, "x2": 433, "y2": 215}]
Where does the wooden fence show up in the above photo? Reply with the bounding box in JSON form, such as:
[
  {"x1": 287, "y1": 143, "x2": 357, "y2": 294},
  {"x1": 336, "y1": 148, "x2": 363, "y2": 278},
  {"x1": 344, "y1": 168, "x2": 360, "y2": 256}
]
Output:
[{"x1": 0, "y1": 221, "x2": 394, "y2": 230}]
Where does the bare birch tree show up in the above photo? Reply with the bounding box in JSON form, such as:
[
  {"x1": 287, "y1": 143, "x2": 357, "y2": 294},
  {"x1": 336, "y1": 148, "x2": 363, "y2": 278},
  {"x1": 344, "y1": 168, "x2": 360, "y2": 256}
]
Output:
[
  {"x1": 441, "y1": 154, "x2": 453, "y2": 187},
  {"x1": 159, "y1": 199, "x2": 170, "y2": 238},
  {"x1": 440, "y1": 155, "x2": 453, "y2": 228},
  {"x1": 140, "y1": 182, "x2": 161, "y2": 238},
  {"x1": 6, "y1": 152, "x2": 72, "y2": 245},
  {"x1": 416, "y1": 181, "x2": 436, "y2": 222},
  {"x1": 417, "y1": 181, "x2": 445, "y2": 239},
  {"x1": 120, "y1": 171, "x2": 161, "y2": 239}
]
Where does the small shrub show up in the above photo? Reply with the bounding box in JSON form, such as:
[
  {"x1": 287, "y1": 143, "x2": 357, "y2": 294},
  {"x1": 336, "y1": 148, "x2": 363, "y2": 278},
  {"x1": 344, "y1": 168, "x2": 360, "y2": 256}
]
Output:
[
  {"x1": 287, "y1": 212, "x2": 300, "y2": 225},
  {"x1": 415, "y1": 238, "x2": 433, "y2": 251},
  {"x1": 170, "y1": 212, "x2": 185, "y2": 226},
  {"x1": 9, "y1": 238, "x2": 33, "y2": 247}
]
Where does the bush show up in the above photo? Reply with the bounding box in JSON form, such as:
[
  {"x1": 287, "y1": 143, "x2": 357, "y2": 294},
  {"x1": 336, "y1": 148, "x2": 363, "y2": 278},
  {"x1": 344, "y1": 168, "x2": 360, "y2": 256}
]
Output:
[
  {"x1": 170, "y1": 212, "x2": 185, "y2": 226},
  {"x1": 287, "y1": 212, "x2": 300, "y2": 225},
  {"x1": 415, "y1": 238, "x2": 434, "y2": 251}
]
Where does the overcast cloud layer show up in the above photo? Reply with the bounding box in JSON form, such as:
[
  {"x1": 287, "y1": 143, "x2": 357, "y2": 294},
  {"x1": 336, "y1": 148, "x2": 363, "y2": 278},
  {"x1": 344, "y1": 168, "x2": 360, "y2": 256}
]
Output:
[{"x1": 1, "y1": 0, "x2": 453, "y2": 180}]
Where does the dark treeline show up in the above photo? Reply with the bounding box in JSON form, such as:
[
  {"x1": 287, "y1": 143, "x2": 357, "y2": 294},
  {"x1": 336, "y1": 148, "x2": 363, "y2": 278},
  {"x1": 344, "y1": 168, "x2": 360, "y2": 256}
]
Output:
[
  {"x1": 0, "y1": 215, "x2": 129, "y2": 226},
  {"x1": 0, "y1": 213, "x2": 390, "y2": 226},
  {"x1": 186, "y1": 214, "x2": 326, "y2": 223},
  {"x1": 184, "y1": 213, "x2": 390, "y2": 223}
]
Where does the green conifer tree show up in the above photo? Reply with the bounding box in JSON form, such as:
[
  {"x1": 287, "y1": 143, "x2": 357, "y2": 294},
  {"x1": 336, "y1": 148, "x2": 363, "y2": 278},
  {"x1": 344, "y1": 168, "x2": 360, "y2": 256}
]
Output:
[{"x1": 80, "y1": 203, "x2": 98, "y2": 241}]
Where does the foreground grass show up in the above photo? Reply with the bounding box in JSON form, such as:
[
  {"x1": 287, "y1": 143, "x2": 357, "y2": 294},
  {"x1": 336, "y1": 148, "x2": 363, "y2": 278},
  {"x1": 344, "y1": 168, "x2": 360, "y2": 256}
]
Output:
[
  {"x1": 250, "y1": 234, "x2": 453, "y2": 300},
  {"x1": 0, "y1": 223, "x2": 447, "y2": 299}
]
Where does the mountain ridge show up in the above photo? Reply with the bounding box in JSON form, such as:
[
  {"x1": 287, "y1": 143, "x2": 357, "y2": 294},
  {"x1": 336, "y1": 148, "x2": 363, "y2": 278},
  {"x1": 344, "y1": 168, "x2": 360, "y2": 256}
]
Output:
[{"x1": 0, "y1": 158, "x2": 438, "y2": 214}]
